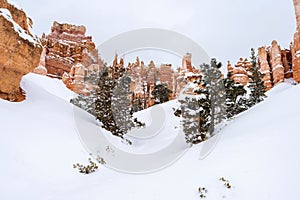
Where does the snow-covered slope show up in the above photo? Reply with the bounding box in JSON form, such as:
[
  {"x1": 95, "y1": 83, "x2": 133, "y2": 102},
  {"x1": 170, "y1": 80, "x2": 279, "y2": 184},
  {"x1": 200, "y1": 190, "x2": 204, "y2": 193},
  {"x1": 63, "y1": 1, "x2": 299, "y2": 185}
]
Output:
[{"x1": 0, "y1": 73, "x2": 299, "y2": 200}]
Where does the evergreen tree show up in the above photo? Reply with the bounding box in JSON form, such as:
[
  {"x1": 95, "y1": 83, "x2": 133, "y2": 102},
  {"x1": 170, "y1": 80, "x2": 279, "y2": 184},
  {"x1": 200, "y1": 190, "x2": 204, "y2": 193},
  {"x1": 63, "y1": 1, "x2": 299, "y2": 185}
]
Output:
[
  {"x1": 151, "y1": 83, "x2": 172, "y2": 104},
  {"x1": 95, "y1": 67, "x2": 119, "y2": 136},
  {"x1": 180, "y1": 59, "x2": 226, "y2": 144},
  {"x1": 179, "y1": 95, "x2": 206, "y2": 144},
  {"x1": 179, "y1": 75, "x2": 212, "y2": 144},
  {"x1": 131, "y1": 95, "x2": 143, "y2": 113},
  {"x1": 224, "y1": 72, "x2": 247, "y2": 118},
  {"x1": 198, "y1": 59, "x2": 226, "y2": 134},
  {"x1": 195, "y1": 86, "x2": 211, "y2": 140},
  {"x1": 111, "y1": 74, "x2": 135, "y2": 137},
  {"x1": 70, "y1": 93, "x2": 97, "y2": 115},
  {"x1": 248, "y1": 48, "x2": 267, "y2": 107},
  {"x1": 95, "y1": 67, "x2": 144, "y2": 139}
]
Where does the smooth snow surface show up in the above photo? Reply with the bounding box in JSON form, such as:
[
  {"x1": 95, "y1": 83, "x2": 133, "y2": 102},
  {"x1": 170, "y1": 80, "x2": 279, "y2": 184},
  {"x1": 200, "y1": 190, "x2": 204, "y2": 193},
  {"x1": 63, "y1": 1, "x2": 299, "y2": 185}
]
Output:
[{"x1": 0, "y1": 73, "x2": 299, "y2": 200}]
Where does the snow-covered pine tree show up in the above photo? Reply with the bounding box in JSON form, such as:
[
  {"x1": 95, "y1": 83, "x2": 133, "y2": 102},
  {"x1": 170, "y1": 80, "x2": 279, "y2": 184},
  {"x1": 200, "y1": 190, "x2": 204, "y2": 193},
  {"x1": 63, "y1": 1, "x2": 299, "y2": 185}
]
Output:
[
  {"x1": 70, "y1": 93, "x2": 97, "y2": 115},
  {"x1": 95, "y1": 67, "x2": 119, "y2": 136},
  {"x1": 224, "y1": 72, "x2": 247, "y2": 118},
  {"x1": 179, "y1": 95, "x2": 204, "y2": 144},
  {"x1": 195, "y1": 86, "x2": 211, "y2": 141},
  {"x1": 179, "y1": 74, "x2": 211, "y2": 144},
  {"x1": 199, "y1": 59, "x2": 226, "y2": 134},
  {"x1": 111, "y1": 73, "x2": 135, "y2": 137},
  {"x1": 131, "y1": 94, "x2": 143, "y2": 113},
  {"x1": 151, "y1": 83, "x2": 172, "y2": 104},
  {"x1": 248, "y1": 48, "x2": 267, "y2": 107}
]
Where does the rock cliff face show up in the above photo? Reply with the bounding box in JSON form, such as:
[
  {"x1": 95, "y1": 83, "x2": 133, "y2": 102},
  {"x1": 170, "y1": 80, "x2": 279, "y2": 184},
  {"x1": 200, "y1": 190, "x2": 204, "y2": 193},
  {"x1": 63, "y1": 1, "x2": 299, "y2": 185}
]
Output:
[
  {"x1": 257, "y1": 47, "x2": 273, "y2": 90},
  {"x1": 292, "y1": 0, "x2": 300, "y2": 82},
  {"x1": 269, "y1": 41, "x2": 285, "y2": 85},
  {"x1": 281, "y1": 49, "x2": 293, "y2": 78},
  {"x1": 62, "y1": 63, "x2": 101, "y2": 95},
  {"x1": 0, "y1": 0, "x2": 42, "y2": 101},
  {"x1": 126, "y1": 57, "x2": 176, "y2": 107},
  {"x1": 33, "y1": 46, "x2": 47, "y2": 75},
  {"x1": 257, "y1": 41, "x2": 292, "y2": 90},
  {"x1": 227, "y1": 58, "x2": 251, "y2": 86},
  {"x1": 182, "y1": 53, "x2": 193, "y2": 72},
  {"x1": 43, "y1": 21, "x2": 98, "y2": 78}
]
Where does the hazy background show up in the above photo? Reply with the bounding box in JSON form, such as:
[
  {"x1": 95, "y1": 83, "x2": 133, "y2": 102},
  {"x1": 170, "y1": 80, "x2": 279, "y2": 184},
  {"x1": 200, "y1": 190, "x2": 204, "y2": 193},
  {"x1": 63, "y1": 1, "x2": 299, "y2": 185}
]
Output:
[{"x1": 12, "y1": 0, "x2": 296, "y2": 68}]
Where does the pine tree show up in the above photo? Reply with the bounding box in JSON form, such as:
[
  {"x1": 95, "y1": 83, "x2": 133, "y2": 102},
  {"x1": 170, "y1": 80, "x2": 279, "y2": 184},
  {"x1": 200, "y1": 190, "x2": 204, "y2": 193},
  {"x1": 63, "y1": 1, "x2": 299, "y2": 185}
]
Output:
[
  {"x1": 196, "y1": 86, "x2": 211, "y2": 141},
  {"x1": 151, "y1": 83, "x2": 172, "y2": 104},
  {"x1": 111, "y1": 74, "x2": 135, "y2": 137},
  {"x1": 95, "y1": 67, "x2": 119, "y2": 135},
  {"x1": 248, "y1": 48, "x2": 267, "y2": 107},
  {"x1": 131, "y1": 95, "x2": 143, "y2": 113},
  {"x1": 179, "y1": 95, "x2": 205, "y2": 144},
  {"x1": 180, "y1": 59, "x2": 226, "y2": 144},
  {"x1": 224, "y1": 72, "x2": 247, "y2": 118},
  {"x1": 95, "y1": 67, "x2": 144, "y2": 139},
  {"x1": 179, "y1": 75, "x2": 212, "y2": 144},
  {"x1": 198, "y1": 59, "x2": 226, "y2": 134},
  {"x1": 70, "y1": 93, "x2": 97, "y2": 115}
]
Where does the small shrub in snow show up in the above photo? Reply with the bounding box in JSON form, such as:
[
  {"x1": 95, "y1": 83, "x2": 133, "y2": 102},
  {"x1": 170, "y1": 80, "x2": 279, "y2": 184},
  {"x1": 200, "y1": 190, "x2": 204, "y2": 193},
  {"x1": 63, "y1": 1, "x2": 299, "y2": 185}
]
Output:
[
  {"x1": 198, "y1": 187, "x2": 208, "y2": 198},
  {"x1": 219, "y1": 177, "x2": 232, "y2": 189},
  {"x1": 96, "y1": 156, "x2": 106, "y2": 165},
  {"x1": 73, "y1": 158, "x2": 99, "y2": 174}
]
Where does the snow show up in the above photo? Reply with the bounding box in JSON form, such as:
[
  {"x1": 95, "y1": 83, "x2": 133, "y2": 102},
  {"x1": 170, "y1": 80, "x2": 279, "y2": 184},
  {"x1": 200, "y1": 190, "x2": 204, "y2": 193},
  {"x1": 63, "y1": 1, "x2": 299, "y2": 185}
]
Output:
[
  {"x1": 272, "y1": 64, "x2": 284, "y2": 71},
  {"x1": 285, "y1": 78, "x2": 297, "y2": 85},
  {"x1": 0, "y1": 73, "x2": 300, "y2": 199},
  {"x1": 184, "y1": 72, "x2": 201, "y2": 78},
  {"x1": 0, "y1": 8, "x2": 39, "y2": 46},
  {"x1": 7, "y1": 0, "x2": 23, "y2": 10},
  {"x1": 260, "y1": 70, "x2": 270, "y2": 74}
]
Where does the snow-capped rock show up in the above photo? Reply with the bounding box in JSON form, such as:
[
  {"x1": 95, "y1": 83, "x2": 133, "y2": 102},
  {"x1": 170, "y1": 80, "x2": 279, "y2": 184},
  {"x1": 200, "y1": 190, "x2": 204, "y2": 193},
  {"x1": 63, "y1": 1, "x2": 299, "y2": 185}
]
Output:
[{"x1": 0, "y1": 0, "x2": 42, "y2": 101}]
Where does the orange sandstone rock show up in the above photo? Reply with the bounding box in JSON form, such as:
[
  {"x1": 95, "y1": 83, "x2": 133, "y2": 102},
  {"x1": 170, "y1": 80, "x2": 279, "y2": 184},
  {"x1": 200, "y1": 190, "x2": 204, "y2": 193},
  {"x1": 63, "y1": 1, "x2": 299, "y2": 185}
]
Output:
[{"x1": 0, "y1": 0, "x2": 42, "y2": 101}]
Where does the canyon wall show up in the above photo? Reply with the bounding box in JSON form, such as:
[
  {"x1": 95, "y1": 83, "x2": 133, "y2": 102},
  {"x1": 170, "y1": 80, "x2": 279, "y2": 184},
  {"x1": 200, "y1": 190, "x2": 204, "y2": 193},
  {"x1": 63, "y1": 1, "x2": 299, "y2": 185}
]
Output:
[
  {"x1": 0, "y1": 0, "x2": 42, "y2": 101},
  {"x1": 42, "y1": 21, "x2": 99, "y2": 78}
]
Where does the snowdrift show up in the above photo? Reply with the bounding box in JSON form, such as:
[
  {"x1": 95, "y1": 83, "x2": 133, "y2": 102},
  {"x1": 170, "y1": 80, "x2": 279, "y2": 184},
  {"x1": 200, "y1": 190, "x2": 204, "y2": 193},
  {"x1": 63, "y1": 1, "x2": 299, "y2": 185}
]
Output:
[{"x1": 0, "y1": 73, "x2": 299, "y2": 200}]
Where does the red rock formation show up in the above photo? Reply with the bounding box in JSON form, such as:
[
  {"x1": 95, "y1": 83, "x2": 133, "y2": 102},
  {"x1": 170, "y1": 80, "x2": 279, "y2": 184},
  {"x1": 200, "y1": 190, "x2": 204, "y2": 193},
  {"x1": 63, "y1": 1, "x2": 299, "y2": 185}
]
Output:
[
  {"x1": 182, "y1": 53, "x2": 193, "y2": 72},
  {"x1": 292, "y1": 0, "x2": 300, "y2": 82},
  {"x1": 0, "y1": 0, "x2": 42, "y2": 101},
  {"x1": 158, "y1": 64, "x2": 174, "y2": 92},
  {"x1": 126, "y1": 56, "x2": 189, "y2": 107},
  {"x1": 257, "y1": 41, "x2": 291, "y2": 91},
  {"x1": 62, "y1": 63, "x2": 101, "y2": 95},
  {"x1": 269, "y1": 40, "x2": 285, "y2": 85},
  {"x1": 228, "y1": 58, "x2": 251, "y2": 86},
  {"x1": 33, "y1": 47, "x2": 47, "y2": 75},
  {"x1": 62, "y1": 63, "x2": 86, "y2": 94},
  {"x1": 257, "y1": 47, "x2": 273, "y2": 90},
  {"x1": 43, "y1": 21, "x2": 98, "y2": 78},
  {"x1": 281, "y1": 49, "x2": 293, "y2": 78}
]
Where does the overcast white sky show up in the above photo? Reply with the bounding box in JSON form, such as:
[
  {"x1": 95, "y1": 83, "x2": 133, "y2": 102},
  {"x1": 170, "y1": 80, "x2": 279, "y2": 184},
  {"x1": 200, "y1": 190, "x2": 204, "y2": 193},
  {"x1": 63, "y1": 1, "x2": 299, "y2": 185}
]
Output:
[{"x1": 13, "y1": 0, "x2": 296, "y2": 67}]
